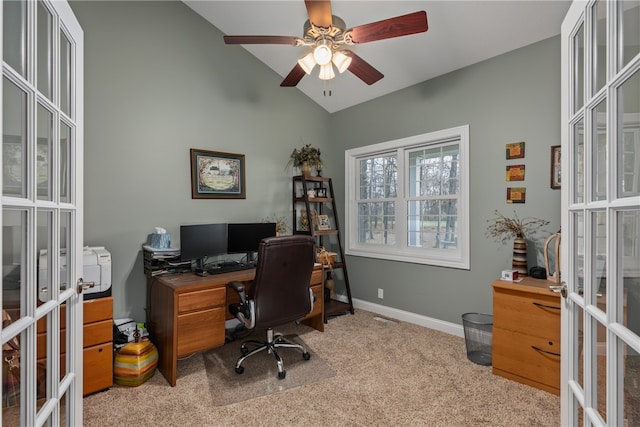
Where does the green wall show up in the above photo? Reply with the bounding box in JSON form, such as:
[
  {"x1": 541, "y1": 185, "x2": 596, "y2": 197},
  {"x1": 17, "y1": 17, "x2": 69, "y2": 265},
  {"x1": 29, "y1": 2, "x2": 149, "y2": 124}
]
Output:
[
  {"x1": 70, "y1": 1, "x2": 330, "y2": 320},
  {"x1": 327, "y1": 36, "x2": 562, "y2": 323},
  {"x1": 72, "y1": 1, "x2": 561, "y2": 325}
]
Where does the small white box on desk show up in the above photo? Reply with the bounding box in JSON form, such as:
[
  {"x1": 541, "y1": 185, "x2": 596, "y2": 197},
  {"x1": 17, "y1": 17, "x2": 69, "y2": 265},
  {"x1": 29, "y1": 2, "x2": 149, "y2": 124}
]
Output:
[{"x1": 501, "y1": 269, "x2": 519, "y2": 281}]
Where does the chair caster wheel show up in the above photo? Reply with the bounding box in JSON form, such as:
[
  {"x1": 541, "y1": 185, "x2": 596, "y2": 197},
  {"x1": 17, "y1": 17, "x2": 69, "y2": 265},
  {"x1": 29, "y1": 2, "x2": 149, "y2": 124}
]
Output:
[
  {"x1": 302, "y1": 352, "x2": 311, "y2": 360},
  {"x1": 235, "y1": 366, "x2": 244, "y2": 374},
  {"x1": 278, "y1": 370, "x2": 286, "y2": 379}
]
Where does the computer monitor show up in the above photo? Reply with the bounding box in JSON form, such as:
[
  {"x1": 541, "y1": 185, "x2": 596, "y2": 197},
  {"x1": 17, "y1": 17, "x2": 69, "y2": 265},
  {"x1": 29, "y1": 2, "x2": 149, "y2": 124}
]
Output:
[
  {"x1": 227, "y1": 222, "x2": 277, "y2": 263},
  {"x1": 180, "y1": 223, "x2": 227, "y2": 275}
]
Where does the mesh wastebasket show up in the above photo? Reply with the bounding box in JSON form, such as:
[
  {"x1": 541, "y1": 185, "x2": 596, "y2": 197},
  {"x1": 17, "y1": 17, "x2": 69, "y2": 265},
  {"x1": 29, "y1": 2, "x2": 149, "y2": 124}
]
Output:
[{"x1": 462, "y1": 313, "x2": 493, "y2": 366}]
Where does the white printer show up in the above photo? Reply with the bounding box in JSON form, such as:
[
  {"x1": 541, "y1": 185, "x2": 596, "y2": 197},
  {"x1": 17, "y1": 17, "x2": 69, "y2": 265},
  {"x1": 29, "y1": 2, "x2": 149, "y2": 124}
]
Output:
[{"x1": 38, "y1": 246, "x2": 112, "y2": 301}]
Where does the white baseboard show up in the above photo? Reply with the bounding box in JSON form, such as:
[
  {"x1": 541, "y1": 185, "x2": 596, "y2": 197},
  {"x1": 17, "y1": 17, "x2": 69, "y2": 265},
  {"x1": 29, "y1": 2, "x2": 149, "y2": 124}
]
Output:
[{"x1": 345, "y1": 297, "x2": 464, "y2": 338}]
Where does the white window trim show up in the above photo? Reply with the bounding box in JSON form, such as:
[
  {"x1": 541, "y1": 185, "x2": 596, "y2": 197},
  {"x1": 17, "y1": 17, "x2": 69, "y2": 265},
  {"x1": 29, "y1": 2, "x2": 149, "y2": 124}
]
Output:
[{"x1": 344, "y1": 125, "x2": 470, "y2": 269}]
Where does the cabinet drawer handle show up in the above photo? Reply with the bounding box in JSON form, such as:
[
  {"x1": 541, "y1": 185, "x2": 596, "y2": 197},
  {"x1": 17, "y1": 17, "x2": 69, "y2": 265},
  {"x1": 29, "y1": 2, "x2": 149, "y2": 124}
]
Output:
[
  {"x1": 531, "y1": 345, "x2": 560, "y2": 357},
  {"x1": 532, "y1": 302, "x2": 560, "y2": 310}
]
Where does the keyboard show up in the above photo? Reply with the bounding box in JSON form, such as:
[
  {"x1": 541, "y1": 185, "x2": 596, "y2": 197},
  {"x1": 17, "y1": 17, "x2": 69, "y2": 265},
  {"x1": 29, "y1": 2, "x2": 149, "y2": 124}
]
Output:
[{"x1": 207, "y1": 263, "x2": 255, "y2": 275}]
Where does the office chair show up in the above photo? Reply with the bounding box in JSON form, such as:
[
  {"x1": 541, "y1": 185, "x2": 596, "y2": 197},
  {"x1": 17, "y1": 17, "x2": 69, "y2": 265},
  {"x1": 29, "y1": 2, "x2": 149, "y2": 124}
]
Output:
[{"x1": 228, "y1": 235, "x2": 316, "y2": 379}]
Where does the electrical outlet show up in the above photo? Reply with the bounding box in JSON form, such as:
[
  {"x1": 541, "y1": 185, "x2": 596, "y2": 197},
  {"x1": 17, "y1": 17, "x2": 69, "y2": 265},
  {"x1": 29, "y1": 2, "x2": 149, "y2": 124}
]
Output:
[{"x1": 377, "y1": 288, "x2": 384, "y2": 299}]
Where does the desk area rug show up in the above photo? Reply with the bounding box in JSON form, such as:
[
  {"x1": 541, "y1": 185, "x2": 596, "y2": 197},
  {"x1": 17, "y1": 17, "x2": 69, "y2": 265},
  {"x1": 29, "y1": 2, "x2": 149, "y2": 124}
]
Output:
[{"x1": 203, "y1": 323, "x2": 335, "y2": 406}]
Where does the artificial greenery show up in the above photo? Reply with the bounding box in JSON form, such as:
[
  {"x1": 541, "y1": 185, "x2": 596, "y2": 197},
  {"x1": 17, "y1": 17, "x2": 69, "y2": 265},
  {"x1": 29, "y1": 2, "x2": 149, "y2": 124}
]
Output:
[
  {"x1": 486, "y1": 210, "x2": 549, "y2": 242},
  {"x1": 288, "y1": 144, "x2": 322, "y2": 169}
]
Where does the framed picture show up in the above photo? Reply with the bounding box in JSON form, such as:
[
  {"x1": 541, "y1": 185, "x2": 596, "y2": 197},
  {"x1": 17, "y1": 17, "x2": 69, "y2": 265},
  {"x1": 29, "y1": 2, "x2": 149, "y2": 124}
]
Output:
[
  {"x1": 316, "y1": 214, "x2": 331, "y2": 230},
  {"x1": 507, "y1": 187, "x2": 526, "y2": 204},
  {"x1": 506, "y1": 164, "x2": 525, "y2": 181},
  {"x1": 316, "y1": 188, "x2": 327, "y2": 198},
  {"x1": 550, "y1": 145, "x2": 561, "y2": 189},
  {"x1": 506, "y1": 141, "x2": 525, "y2": 159},
  {"x1": 190, "y1": 149, "x2": 245, "y2": 199}
]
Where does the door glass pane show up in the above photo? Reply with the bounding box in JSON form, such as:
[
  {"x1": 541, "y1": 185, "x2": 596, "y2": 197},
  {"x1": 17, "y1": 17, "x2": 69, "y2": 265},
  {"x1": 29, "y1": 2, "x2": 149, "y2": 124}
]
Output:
[
  {"x1": 592, "y1": 99, "x2": 607, "y2": 201},
  {"x1": 37, "y1": 103, "x2": 53, "y2": 201},
  {"x1": 36, "y1": 313, "x2": 50, "y2": 411},
  {"x1": 3, "y1": 77, "x2": 28, "y2": 198},
  {"x1": 60, "y1": 31, "x2": 71, "y2": 116},
  {"x1": 595, "y1": 318, "x2": 607, "y2": 422},
  {"x1": 37, "y1": 1, "x2": 53, "y2": 99},
  {"x1": 574, "y1": 118, "x2": 585, "y2": 203},
  {"x1": 574, "y1": 23, "x2": 585, "y2": 112},
  {"x1": 617, "y1": 69, "x2": 640, "y2": 198},
  {"x1": 623, "y1": 341, "x2": 640, "y2": 426},
  {"x1": 37, "y1": 210, "x2": 53, "y2": 303},
  {"x1": 593, "y1": 0, "x2": 607, "y2": 93},
  {"x1": 60, "y1": 211, "x2": 71, "y2": 294},
  {"x1": 2, "y1": 0, "x2": 26, "y2": 77},
  {"x1": 574, "y1": 211, "x2": 585, "y2": 291},
  {"x1": 592, "y1": 211, "x2": 607, "y2": 310},
  {"x1": 576, "y1": 303, "x2": 585, "y2": 389},
  {"x1": 2, "y1": 209, "x2": 26, "y2": 318},
  {"x1": 619, "y1": 210, "x2": 639, "y2": 335},
  {"x1": 1, "y1": 331, "x2": 24, "y2": 422},
  {"x1": 60, "y1": 122, "x2": 71, "y2": 203},
  {"x1": 621, "y1": 1, "x2": 640, "y2": 68}
]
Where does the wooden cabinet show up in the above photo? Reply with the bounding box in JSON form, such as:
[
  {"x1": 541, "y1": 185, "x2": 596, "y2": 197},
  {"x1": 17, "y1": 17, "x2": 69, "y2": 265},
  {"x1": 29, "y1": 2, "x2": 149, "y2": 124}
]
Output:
[
  {"x1": 492, "y1": 278, "x2": 560, "y2": 395},
  {"x1": 148, "y1": 266, "x2": 324, "y2": 386},
  {"x1": 37, "y1": 296, "x2": 113, "y2": 396}
]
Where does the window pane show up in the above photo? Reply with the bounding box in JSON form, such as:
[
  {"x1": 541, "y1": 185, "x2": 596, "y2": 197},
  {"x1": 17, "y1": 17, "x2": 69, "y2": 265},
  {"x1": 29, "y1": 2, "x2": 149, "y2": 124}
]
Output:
[
  {"x1": 592, "y1": 211, "x2": 607, "y2": 312},
  {"x1": 37, "y1": 210, "x2": 53, "y2": 303},
  {"x1": 37, "y1": 103, "x2": 53, "y2": 201},
  {"x1": 60, "y1": 122, "x2": 71, "y2": 203},
  {"x1": 409, "y1": 144, "x2": 460, "y2": 197},
  {"x1": 359, "y1": 156, "x2": 397, "y2": 199},
  {"x1": 574, "y1": 23, "x2": 585, "y2": 112},
  {"x1": 593, "y1": 0, "x2": 607, "y2": 93},
  {"x1": 573, "y1": 211, "x2": 585, "y2": 291},
  {"x1": 357, "y1": 202, "x2": 395, "y2": 245},
  {"x1": 3, "y1": 77, "x2": 28, "y2": 197},
  {"x1": 60, "y1": 211, "x2": 72, "y2": 293},
  {"x1": 2, "y1": 209, "x2": 26, "y2": 319},
  {"x1": 2, "y1": 0, "x2": 26, "y2": 77},
  {"x1": 622, "y1": 341, "x2": 640, "y2": 426},
  {"x1": 592, "y1": 99, "x2": 607, "y2": 201},
  {"x1": 574, "y1": 118, "x2": 585, "y2": 203},
  {"x1": 617, "y1": 69, "x2": 640, "y2": 198},
  {"x1": 619, "y1": 210, "x2": 639, "y2": 335},
  {"x1": 408, "y1": 200, "x2": 458, "y2": 249},
  {"x1": 621, "y1": 1, "x2": 640, "y2": 68},
  {"x1": 60, "y1": 30, "x2": 72, "y2": 115},
  {"x1": 37, "y1": 1, "x2": 53, "y2": 99}
]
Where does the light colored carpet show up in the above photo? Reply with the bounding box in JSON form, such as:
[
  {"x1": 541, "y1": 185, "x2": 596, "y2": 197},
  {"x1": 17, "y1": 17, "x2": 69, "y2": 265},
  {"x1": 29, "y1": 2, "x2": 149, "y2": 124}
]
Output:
[
  {"x1": 83, "y1": 309, "x2": 560, "y2": 426},
  {"x1": 203, "y1": 325, "x2": 336, "y2": 406}
]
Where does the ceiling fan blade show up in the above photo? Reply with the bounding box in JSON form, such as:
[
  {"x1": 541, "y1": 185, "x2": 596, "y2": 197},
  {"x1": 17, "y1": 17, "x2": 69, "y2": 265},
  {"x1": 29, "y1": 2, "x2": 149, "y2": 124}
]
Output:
[
  {"x1": 347, "y1": 52, "x2": 384, "y2": 85},
  {"x1": 305, "y1": 0, "x2": 333, "y2": 28},
  {"x1": 347, "y1": 11, "x2": 428, "y2": 44},
  {"x1": 223, "y1": 35, "x2": 300, "y2": 45},
  {"x1": 280, "y1": 64, "x2": 307, "y2": 87}
]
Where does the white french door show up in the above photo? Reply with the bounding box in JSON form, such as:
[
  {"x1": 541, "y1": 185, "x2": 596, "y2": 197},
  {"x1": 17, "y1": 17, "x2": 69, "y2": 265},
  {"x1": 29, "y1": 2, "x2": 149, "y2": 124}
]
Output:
[
  {"x1": 561, "y1": 1, "x2": 640, "y2": 426},
  {"x1": 1, "y1": 0, "x2": 84, "y2": 426}
]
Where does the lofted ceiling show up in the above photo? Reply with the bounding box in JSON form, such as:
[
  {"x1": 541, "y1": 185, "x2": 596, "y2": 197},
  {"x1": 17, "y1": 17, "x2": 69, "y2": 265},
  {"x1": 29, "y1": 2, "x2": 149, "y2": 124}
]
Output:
[{"x1": 183, "y1": 1, "x2": 572, "y2": 113}]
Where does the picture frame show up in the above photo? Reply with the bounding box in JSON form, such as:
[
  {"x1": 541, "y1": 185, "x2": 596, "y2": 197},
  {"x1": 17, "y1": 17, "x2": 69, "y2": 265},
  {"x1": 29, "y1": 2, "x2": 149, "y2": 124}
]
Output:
[
  {"x1": 550, "y1": 145, "x2": 561, "y2": 189},
  {"x1": 505, "y1": 164, "x2": 525, "y2": 181},
  {"x1": 316, "y1": 188, "x2": 327, "y2": 198},
  {"x1": 506, "y1": 187, "x2": 526, "y2": 204},
  {"x1": 316, "y1": 214, "x2": 331, "y2": 230},
  {"x1": 506, "y1": 141, "x2": 525, "y2": 159},
  {"x1": 190, "y1": 149, "x2": 245, "y2": 199}
]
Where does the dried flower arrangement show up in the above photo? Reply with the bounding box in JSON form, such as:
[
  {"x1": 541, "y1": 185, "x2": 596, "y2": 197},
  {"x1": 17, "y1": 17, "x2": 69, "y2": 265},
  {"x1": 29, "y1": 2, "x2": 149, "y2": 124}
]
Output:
[
  {"x1": 486, "y1": 210, "x2": 549, "y2": 243},
  {"x1": 288, "y1": 144, "x2": 322, "y2": 169}
]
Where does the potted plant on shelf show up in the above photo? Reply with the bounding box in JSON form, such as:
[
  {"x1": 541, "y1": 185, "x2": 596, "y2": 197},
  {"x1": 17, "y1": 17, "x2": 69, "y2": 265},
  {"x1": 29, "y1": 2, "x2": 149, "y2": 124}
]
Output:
[
  {"x1": 486, "y1": 210, "x2": 549, "y2": 276},
  {"x1": 288, "y1": 144, "x2": 322, "y2": 177}
]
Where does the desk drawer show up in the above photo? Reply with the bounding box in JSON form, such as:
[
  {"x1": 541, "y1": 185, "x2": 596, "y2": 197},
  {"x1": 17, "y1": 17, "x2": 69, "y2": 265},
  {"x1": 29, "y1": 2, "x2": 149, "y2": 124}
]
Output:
[
  {"x1": 178, "y1": 287, "x2": 225, "y2": 314},
  {"x1": 302, "y1": 284, "x2": 323, "y2": 320},
  {"x1": 84, "y1": 342, "x2": 113, "y2": 395},
  {"x1": 177, "y1": 306, "x2": 226, "y2": 356},
  {"x1": 310, "y1": 268, "x2": 323, "y2": 286},
  {"x1": 493, "y1": 289, "x2": 560, "y2": 340},
  {"x1": 84, "y1": 319, "x2": 112, "y2": 348},
  {"x1": 492, "y1": 326, "x2": 560, "y2": 391}
]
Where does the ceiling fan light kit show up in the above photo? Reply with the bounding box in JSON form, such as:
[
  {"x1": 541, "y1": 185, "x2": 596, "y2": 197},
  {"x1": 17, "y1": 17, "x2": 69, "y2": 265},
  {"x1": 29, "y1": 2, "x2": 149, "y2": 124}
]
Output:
[{"x1": 223, "y1": 0, "x2": 428, "y2": 92}]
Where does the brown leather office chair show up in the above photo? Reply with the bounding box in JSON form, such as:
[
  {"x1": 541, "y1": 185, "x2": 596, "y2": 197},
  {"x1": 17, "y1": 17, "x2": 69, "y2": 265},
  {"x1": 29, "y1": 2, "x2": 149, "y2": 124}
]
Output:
[{"x1": 228, "y1": 235, "x2": 315, "y2": 379}]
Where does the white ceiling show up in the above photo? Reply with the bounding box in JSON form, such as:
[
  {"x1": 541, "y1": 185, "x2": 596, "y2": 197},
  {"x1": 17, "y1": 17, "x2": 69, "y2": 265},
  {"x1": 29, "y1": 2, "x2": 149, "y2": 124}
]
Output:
[{"x1": 183, "y1": 0, "x2": 571, "y2": 113}]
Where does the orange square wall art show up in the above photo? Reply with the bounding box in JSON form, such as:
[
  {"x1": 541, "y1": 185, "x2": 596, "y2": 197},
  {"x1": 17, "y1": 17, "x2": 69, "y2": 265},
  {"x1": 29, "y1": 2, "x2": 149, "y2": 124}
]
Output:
[
  {"x1": 506, "y1": 164, "x2": 525, "y2": 181},
  {"x1": 506, "y1": 142, "x2": 525, "y2": 159},
  {"x1": 507, "y1": 187, "x2": 526, "y2": 203}
]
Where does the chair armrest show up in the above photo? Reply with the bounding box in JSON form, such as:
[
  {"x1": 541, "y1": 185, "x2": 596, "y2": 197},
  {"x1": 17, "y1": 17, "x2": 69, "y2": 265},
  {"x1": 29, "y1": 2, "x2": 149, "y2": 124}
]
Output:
[{"x1": 229, "y1": 281, "x2": 245, "y2": 294}]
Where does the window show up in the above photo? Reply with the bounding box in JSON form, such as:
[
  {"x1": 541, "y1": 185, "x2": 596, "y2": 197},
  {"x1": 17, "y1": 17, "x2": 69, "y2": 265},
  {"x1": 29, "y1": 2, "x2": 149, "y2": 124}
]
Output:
[{"x1": 345, "y1": 125, "x2": 469, "y2": 269}]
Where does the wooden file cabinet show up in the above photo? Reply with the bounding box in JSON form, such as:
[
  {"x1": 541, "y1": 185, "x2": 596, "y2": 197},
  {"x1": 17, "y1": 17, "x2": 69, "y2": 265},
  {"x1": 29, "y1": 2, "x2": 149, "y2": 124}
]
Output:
[
  {"x1": 492, "y1": 278, "x2": 560, "y2": 395},
  {"x1": 37, "y1": 296, "x2": 113, "y2": 396},
  {"x1": 148, "y1": 265, "x2": 324, "y2": 386}
]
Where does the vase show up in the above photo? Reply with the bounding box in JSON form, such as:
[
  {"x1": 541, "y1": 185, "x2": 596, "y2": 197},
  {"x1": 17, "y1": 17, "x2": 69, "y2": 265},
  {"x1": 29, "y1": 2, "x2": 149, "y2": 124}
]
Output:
[
  {"x1": 300, "y1": 161, "x2": 312, "y2": 177},
  {"x1": 512, "y1": 235, "x2": 528, "y2": 276}
]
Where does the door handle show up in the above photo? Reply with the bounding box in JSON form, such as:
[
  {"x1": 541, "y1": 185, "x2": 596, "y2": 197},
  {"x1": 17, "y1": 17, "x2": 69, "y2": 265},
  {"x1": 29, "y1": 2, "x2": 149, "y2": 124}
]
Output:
[{"x1": 76, "y1": 278, "x2": 95, "y2": 294}]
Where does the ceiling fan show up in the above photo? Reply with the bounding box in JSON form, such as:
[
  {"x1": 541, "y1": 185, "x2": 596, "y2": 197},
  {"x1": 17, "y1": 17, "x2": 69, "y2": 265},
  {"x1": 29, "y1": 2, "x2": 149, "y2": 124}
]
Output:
[{"x1": 223, "y1": 0, "x2": 428, "y2": 92}]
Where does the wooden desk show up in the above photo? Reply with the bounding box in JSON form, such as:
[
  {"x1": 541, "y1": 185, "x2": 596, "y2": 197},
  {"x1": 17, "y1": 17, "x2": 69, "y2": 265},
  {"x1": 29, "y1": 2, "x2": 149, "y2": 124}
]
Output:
[{"x1": 147, "y1": 265, "x2": 324, "y2": 386}]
